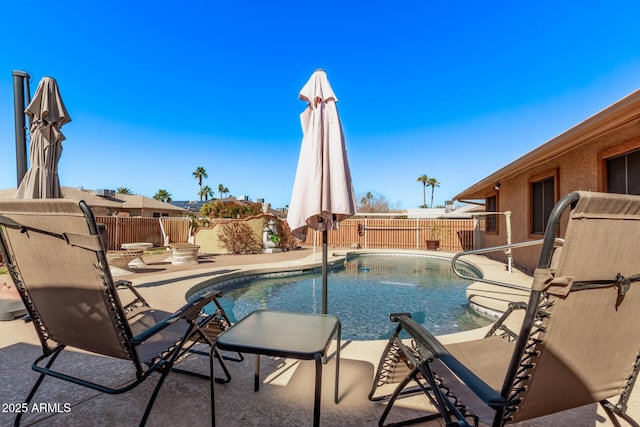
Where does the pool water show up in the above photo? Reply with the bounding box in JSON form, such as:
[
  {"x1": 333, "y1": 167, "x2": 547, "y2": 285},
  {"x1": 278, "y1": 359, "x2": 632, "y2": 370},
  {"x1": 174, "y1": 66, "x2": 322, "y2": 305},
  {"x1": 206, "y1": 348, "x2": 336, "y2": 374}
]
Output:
[{"x1": 207, "y1": 254, "x2": 493, "y2": 341}]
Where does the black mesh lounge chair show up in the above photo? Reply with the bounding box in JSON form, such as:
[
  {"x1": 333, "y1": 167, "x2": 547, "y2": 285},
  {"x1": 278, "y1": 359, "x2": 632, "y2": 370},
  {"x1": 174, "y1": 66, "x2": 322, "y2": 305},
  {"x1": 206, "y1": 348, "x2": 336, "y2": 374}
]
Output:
[
  {"x1": 369, "y1": 191, "x2": 640, "y2": 427},
  {"x1": 0, "y1": 199, "x2": 235, "y2": 426}
]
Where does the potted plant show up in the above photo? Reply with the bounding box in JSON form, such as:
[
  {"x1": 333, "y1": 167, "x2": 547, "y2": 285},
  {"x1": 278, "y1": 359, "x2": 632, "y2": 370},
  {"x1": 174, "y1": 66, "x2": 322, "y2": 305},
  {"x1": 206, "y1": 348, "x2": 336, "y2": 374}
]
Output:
[
  {"x1": 426, "y1": 225, "x2": 440, "y2": 251},
  {"x1": 264, "y1": 231, "x2": 281, "y2": 248}
]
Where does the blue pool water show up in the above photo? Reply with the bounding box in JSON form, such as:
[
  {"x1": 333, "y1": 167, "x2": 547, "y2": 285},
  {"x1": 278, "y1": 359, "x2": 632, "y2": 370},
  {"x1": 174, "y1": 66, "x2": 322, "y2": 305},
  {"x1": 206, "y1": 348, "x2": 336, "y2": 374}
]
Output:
[{"x1": 207, "y1": 254, "x2": 493, "y2": 341}]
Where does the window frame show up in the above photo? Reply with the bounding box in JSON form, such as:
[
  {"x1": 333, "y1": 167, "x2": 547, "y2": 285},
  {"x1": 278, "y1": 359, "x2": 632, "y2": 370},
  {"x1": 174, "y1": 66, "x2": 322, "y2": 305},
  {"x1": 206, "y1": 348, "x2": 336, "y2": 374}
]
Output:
[
  {"x1": 485, "y1": 193, "x2": 499, "y2": 235},
  {"x1": 600, "y1": 140, "x2": 640, "y2": 195},
  {"x1": 528, "y1": 169, "x2": 559, "y2": 236}
]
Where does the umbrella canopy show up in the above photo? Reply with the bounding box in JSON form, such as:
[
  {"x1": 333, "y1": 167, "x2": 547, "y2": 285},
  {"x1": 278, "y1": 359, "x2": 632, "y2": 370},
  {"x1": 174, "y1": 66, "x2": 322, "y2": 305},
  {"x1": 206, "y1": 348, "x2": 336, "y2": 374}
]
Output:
[
  {"x1": 15, "y1": 77, "x2": 71, "y2": 199},
  {"x1": 287, "y1": 69, "x2": 356, "y2": 314},
  {"x1": 288, "y1": 69, "x2": 356, "y2": 240}
]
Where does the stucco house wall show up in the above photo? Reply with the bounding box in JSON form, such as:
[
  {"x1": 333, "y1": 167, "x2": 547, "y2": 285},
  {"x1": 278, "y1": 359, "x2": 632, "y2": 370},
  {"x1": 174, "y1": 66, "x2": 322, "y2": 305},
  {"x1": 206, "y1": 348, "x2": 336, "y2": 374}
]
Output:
[{"x1": 455, "y1": 90, "x2": 640, "y2": 273}]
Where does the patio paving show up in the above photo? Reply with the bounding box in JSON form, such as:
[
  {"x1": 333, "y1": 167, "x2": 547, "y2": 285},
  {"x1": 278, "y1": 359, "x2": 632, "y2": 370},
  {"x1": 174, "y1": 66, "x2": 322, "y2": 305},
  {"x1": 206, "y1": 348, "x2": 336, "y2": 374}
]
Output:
[{"x1": 0, "y1": 248, "x2": 638, "y2": 426}]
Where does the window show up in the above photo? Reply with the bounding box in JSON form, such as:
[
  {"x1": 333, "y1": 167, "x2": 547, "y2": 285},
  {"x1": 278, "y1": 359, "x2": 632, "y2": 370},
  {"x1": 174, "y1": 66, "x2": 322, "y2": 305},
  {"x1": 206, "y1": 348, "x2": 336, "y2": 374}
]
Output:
[
  {"x1": 486, "y1": 195, "x2": 497, "y2": 233},
  {"x1": 531, "y1": 177, "x2": 555, "y2": 234},
  {"x1": 607, "y1": 149, "x2": 640, "y2": 195}
]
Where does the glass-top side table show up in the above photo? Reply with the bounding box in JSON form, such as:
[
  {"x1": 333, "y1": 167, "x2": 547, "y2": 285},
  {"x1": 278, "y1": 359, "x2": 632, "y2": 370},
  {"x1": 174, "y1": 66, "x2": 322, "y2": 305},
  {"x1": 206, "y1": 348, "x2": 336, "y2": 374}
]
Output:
[{"x1": 213, "y1": 310, "x2": 341, "y2": 427}]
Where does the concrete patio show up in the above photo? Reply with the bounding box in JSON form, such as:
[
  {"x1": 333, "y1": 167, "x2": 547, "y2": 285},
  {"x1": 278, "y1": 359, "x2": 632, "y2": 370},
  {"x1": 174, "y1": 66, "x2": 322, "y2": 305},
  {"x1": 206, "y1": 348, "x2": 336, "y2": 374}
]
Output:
[{"x1": 1, "y1": 248, "x2": 638, "y2": 426}]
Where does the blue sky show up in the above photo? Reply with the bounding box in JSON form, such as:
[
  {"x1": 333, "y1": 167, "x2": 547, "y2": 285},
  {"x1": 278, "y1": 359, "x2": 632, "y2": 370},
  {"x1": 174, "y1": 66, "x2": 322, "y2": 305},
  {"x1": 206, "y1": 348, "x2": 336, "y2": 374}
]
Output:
[{"x1": 1, "y1": 1, "x2": 639, "y2": 209}]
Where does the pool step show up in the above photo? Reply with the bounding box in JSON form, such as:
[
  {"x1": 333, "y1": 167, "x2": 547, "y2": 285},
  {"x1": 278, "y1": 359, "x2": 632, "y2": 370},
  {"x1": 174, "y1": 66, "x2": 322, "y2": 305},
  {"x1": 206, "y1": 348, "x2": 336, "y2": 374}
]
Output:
[{"x1": 466, "y1": 280, "x2": 531, "y2": 319}]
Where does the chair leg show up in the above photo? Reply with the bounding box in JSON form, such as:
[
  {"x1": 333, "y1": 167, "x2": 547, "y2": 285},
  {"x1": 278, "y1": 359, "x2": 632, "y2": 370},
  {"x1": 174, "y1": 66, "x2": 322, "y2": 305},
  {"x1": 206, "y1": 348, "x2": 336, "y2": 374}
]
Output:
[
  {"x1": 172, "y1": 328, "x2": 233, "y2": 383},
  {"x1": 211, "y1": 345, "x2": 216, "y2": 427},
  {"x1": 213, "y1": 347, "x2": 231, "y2": 384},
  {"x1": 378, "y1": 367, "x2": 443, "y2": 427},
  {"x1": 15, "y1": 349, "x2": 63, "y2": 427},
  {"x1": 139, "y1": 369, "x2": 171, "y2": 427},
  {"x1": 369, "y1": 325, "x2": 405, "y2": 401},
  {"x1": 227, "y1": 351, "x2": 244, "y2": 362},
  {"x1": 600, "y1": 400, "x2": 639, "y2": 427},
  {"x1": 15, "y1": 372, "x2": 47, "y2": 427}
]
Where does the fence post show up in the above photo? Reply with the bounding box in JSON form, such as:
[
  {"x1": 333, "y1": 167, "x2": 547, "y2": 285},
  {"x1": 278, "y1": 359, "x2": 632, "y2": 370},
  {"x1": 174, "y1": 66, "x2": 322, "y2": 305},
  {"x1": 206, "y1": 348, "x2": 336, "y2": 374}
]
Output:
[
  {"x1": 115, "y1": 216, "x2": 120, "y2": 250},
  {"x1": 473, "y1": 216, "x2": 479, "y2": 250},
  {"x1": 159, "y1": 218, "x2": 167, "y2": 246},
  {"x1": 364, "y1": 218, "x2": 367, "y2": 249}
]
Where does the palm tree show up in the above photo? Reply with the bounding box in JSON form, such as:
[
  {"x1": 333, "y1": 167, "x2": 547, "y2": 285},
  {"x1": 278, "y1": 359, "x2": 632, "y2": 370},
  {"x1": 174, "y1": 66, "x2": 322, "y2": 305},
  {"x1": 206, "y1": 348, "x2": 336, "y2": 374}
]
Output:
[
  {"x1": 417, "y1": 174, "x2": 428, "y2": 208},
  {"x1": 222, "y1": 186, "x2": 230, "y2": 198},
  {"x1": 116, "y1": 187, "x2": 133, "y2": 195},
  {"x1": 218, "y1": 184, "x2": 225, "y2": 199},
  {"x1": 153, "y1": 189, "x2": 172, "y2": 203},
  {"x1": 200, "y1": 185, "x2": 214, "y2": 201},
  {"x1": 428, "y1": 177, "x2": 441, "y2": 208},
  {"x1": 193, "y1": 166, "x2": 208, "y2": 198}
]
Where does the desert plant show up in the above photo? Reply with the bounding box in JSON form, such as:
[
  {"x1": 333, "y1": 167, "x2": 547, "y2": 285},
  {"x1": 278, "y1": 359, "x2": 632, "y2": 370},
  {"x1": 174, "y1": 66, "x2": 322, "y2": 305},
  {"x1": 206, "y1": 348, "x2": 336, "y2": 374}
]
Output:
[
  {"x1": 201, "y1": 201, "x2": 262, "y2": 219},
  {"x1": 218, "y1": 222, "x2": 262, "y2": 254},
  {"x1": 278, "y1": 220, "x2": 300, "y2": 250},
  {"x1": 428, "y1": 224, "x2": 441, "y2": 240}
]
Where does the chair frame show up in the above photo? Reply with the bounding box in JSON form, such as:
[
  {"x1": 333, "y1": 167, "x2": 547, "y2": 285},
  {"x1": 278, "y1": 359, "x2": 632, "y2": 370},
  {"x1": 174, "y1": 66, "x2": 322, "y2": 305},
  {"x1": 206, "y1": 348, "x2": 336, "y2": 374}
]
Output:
[
  {"x1": 0, "y1": 200, "x2": 233, "y2": 426},
  {"x1": 369, "y1": 192, "x2": 640, "y2": 427}
]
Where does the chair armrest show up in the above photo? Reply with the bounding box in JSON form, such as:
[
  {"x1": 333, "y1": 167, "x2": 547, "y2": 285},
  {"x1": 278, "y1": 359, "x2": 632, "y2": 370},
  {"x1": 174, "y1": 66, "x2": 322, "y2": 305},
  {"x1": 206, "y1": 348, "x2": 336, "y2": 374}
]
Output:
[
  {"x1": 115, "y1": 280, "x2": 150, "y2": 310},
  {"x1": 390, "y1": 313, "x2": 506, "y2": 409},
  {"x1": 195, "y1": 292, "x2": 227, "y2": 329},
  {"x1": 130, "y1": 291, "x2": 221, "y2": 345},
  {"x1": 485, "y1": 301, "x2": 527, "y2": 340}
]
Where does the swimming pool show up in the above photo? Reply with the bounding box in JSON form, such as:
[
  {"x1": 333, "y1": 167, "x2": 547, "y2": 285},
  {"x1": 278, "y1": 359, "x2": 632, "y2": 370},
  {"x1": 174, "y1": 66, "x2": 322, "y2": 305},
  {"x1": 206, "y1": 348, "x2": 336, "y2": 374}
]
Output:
[{"x1": 203, "y1": 254, "x2": 493, "y2": 341}]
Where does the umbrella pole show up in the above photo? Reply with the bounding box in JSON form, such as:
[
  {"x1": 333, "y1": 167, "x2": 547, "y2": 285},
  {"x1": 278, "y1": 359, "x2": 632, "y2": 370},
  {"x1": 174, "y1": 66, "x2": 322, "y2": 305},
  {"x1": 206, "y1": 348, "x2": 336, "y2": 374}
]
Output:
[
  {"x1": 322, "y1": 228, "x2": 328, "y2": 314},
  {"x1": 12, "y1": 70, "x2": 30, "y2": 186}
]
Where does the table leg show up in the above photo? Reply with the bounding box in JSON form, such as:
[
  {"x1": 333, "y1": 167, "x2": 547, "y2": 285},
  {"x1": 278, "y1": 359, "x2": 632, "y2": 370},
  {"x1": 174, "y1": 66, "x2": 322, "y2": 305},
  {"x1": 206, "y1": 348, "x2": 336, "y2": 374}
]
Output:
[
  {"x1": 254, "y1": 354, "x2": 260, "y2": 392},
  {"x1": 210, "y1": 345, "x2": 216, "y2": 426},
  {"x1": 313, "y1": 353, "x2": 322, "y2": 427},
  {"x1": 335, "y1": 322, "x2": 341, "y2": 404}
]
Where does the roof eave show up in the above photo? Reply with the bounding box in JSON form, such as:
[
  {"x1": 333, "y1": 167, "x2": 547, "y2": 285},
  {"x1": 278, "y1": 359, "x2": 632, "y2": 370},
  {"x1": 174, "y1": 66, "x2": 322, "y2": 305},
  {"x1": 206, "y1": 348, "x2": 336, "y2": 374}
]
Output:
[{"x1": 454, "y1": 89, "x2": 640, "y2": 201}]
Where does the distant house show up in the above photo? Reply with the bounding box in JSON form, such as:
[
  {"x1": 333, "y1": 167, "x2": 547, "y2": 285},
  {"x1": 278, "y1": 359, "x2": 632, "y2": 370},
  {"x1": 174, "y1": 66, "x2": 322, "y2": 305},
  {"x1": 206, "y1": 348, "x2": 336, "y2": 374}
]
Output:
[
  {"x1": 116, "y1": 193, "x2": 188, "y2": 217},
  {"x1": 0, "y1": 187, "x2": 188, "y2": 217},
  {"x1": 170, "y1": 200, "x2": 208, "y2": 213},
  {"x1": 454, "y1": 89, "x2": 640, "y2": 272}
]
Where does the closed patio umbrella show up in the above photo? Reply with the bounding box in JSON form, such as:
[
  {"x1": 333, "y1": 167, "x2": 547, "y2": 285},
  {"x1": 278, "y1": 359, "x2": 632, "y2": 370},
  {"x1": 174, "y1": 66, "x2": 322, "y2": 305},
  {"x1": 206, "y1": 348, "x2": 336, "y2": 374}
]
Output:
[
  {"x1": 5, "y1": 77, "x2": 70, "y2": 320},
  {"x1": 15, "y1": 76, "x2": 71, "y2": 199},
  {"x1": 287, "y1": 69, "x2": 356, "y2": 314}
]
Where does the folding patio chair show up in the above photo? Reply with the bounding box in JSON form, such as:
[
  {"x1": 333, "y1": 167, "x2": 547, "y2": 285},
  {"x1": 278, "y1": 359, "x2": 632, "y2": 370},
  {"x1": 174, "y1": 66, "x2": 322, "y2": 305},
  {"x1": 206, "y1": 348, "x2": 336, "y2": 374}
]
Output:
[
  {"x1": 0, "y1": 199, "x2": 234, "y2": 426},
  {"x1": 369, "y1": 191, "x2": 640, "y2": 426}
]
